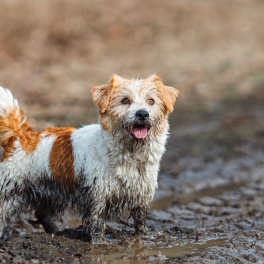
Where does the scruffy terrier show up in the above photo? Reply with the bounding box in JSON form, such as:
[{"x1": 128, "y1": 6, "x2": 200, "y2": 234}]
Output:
[{"x1": 0, "y1": 75, "x2": 178, "y2": 243}]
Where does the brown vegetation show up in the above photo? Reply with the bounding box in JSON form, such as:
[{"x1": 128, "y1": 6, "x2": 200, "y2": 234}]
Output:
[{"x1": 0, "y1": 0, "x2": 264, "y2": 129}]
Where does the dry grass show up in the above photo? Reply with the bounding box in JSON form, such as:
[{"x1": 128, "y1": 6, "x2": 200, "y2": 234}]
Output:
[{"x1": 0, "y1": 0, "x2": 264, "y2": 128}]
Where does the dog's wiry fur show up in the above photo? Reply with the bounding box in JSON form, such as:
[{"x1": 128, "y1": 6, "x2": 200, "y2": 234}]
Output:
[{"x1": 0, "y1": 74, "x2": 178, "y2": 243}]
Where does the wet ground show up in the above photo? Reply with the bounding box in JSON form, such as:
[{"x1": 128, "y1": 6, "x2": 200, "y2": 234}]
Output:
[{"x1": 1, "y1": 98, "x2": 264, "y2": 263}]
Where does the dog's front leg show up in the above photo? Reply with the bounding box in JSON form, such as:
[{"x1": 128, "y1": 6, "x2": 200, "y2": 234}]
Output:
[
  {"x1": 82, "y1": 200, "x2": 106, "y2": 244},
  {"x1": 132, "y1": 206, "x2": 149, "y2": 235}
]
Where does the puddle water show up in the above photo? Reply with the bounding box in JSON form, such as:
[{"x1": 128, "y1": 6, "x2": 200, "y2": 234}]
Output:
[
  {"x1": 152, "y1": 181, "x2": 247, "y2": 210},
  {"x1": 87, "y1": 238, "x2": 227, "y2": 263}
]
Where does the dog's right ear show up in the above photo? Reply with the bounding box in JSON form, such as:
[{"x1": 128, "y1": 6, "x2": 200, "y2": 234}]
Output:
[{"x1": 92, "y1": 74, "x2": 124, "y2": 114}]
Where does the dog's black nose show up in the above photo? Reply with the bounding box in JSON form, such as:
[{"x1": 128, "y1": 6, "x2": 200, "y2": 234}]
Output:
[{"x1": 136, "y1": 110, "x2": 149, "y2": 122}]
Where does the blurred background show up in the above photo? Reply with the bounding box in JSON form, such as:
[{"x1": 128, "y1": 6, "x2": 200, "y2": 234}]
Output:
[{"x1": 0, "y1": 0, "x2": 263, "y2": 130}]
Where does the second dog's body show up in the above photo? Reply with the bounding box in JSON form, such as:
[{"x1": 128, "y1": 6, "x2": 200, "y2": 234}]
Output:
[{"x1": 0, "y1": 75, "x2": 178, "y2": 243}]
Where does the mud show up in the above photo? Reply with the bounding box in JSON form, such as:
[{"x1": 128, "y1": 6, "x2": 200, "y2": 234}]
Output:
[{"x1": 0, "y1": 98, "x2": 264, "y2": 263}]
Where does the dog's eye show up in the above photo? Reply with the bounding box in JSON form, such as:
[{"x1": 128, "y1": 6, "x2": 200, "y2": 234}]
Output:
[
  {"x1": 148, "y1": 99, "x2": 155, "y2": 105},
  {"x1": 122, "y1": 98, "x2": 130, "y2": 105}
]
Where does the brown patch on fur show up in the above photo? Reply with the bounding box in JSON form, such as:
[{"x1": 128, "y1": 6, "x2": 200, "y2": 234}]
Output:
[
  {"x1": 92, "y1": 84, "x2": 111, "y2": 114},
  {"x1": 151, "y1": 75, "x2": 179, "y2": 113},
  {"x1": 92, "y1": 74, "x2": 123, "y2": 114},
  {"x1": 92, "y1": 75, "x2": 125, "y2": 133},
  {"x1": 100, "y1": 114, "x2": 112, "y2": 133},
  {"x1": 159, "y1": 117, "x2": 168, "y2": 134},
  {"x1": 20, "y1": 128, "x2": 40, "y2": 154},
  {"x1": 48, "y1": 127, "x2": 76, "y2": 191},
  {"x1": 0, "y1": 107, "x2": 26, "y2": 147},
  {"x1": 2, "y1": 136, "x2": 16, "y2": 161},
  {"x1": 43, "y1": 127, "x2": 76, "y2": 136},
  {"x1": 0, "y1": 107, "x2": 41, "y2": 160}
]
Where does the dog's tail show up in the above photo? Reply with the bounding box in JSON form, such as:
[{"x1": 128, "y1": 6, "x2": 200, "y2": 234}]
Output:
[{"x1": 0, "y1": 87, "x2": 28, "y2": 148}]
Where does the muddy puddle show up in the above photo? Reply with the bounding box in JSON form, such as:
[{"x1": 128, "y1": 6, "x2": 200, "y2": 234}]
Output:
[
  {"x1": 152, "y1": 181, "x2": 247, "y2": 210},
  {"x1": 1, "y1": 220, "x2": 228, "y2": 263},
  {"x1": 87, "y1": 238, "x2": 227, "y2": 263}
]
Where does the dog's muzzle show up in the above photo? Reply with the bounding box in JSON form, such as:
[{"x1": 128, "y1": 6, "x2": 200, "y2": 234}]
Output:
[{"x1": 126, "y1": 110, "x2": 150, "y2": 139}]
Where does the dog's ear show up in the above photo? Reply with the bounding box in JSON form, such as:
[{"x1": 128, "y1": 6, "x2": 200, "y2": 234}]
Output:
[
  {"x1": 92, "y1": 74, "x2": 124, "y2": 113},
  {"x1": 148, "y1": 74, "x2": 179, "y2": 113}
]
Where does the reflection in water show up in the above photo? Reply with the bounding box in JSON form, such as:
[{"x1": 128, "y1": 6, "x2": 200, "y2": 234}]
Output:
[
  {"x1": 151, "y1": 181, "x2": 247, "y2": 210},
  {"x1": 87, "y1": 238, "x2": 227, "y2": 263}
]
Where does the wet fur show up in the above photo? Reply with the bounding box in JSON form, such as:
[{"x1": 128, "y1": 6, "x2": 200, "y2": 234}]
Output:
[{"x1": 0, "y1": 75, "x2": 178, "y2": 243}]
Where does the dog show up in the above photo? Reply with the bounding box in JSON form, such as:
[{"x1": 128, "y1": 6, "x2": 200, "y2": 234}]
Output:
[{"x1": 0, "y1": 74, "x2": 178, "y2": 243}]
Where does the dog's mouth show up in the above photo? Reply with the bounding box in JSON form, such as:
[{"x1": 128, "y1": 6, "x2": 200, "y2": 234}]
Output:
[{"x1": 126, "y1": 124, "x2": 150, "y2": 139}]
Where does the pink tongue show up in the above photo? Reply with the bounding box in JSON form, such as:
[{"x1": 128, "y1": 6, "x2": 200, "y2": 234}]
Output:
[{"x1": 133, "y1": 127, "x2": 148, "y2": 139}]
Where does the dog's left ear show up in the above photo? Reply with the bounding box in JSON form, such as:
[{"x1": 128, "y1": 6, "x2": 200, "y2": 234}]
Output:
[
  {"x1": 92, "y1": 74, "x2": 124, "y2": 113},
  {"x1": 148, "y1": 74, "x2": 179, "y2": 113}
]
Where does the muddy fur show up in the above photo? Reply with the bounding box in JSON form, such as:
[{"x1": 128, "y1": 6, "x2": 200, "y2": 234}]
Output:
[{"x1": 0, "y1": 173, "x2": 148, "y2": 241}]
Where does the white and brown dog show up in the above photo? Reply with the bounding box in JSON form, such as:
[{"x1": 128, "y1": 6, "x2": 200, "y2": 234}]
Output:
[{"x1": 0, "y1": 75, "x2": 178, "y2": 243}]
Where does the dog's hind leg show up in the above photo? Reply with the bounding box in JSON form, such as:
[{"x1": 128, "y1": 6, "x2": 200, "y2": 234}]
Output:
[
  {"x1": 0, "y1": 198, "x2": 24, "y2": 238},
  {"x1": 35, "y1": 207, "x2": 59, "y2": 234}
]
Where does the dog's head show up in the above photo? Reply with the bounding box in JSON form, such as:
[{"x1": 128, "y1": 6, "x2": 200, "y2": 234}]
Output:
[{"x1": 92, "y1": 74, "x2": 178, "y2": 140}]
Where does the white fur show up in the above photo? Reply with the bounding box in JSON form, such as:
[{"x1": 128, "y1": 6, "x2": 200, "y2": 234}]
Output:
[
  {"x1": 72, "y1": 123, "x2": 168, "y2": 211},
  {"x1": 0, "y1": 86, "x2": 18, "y2": 115},
  {"x1": 0, "y1": 135, "x2": 56, "y2": 184}
]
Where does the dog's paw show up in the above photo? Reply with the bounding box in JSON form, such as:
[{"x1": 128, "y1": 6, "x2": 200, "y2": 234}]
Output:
[
  {"x1": 135, "y1": 226, "x2": 149, "y2": 236},
  {"x1": 89, "y1": 236, "x2": 105, "y2": 245}
]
